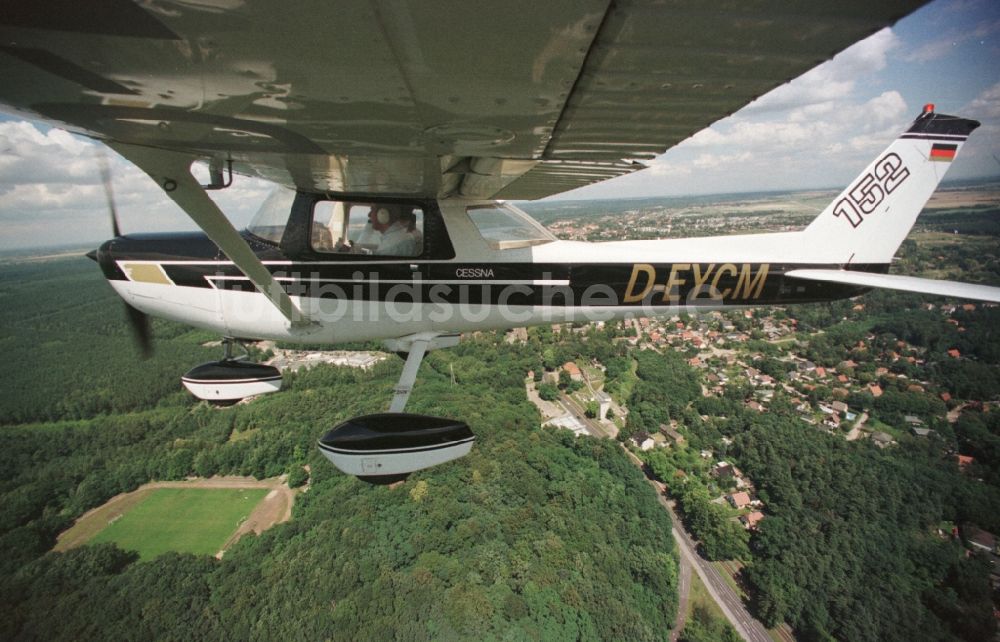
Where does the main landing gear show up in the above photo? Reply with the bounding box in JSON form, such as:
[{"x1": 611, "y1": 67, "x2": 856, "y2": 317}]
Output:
[
  {"x1": 181, "y1": 338, "x2": 283, "y2": 404},
  {"x1": 317, "y1": 332, "x2": 475, "y2": 484}
]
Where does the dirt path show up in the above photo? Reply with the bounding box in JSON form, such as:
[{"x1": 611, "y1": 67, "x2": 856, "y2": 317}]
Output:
[
  {"x1": 845, "y1": 412, "x2": 869, "y2": 441},
  {"x1": 54, "y1": 476, "x2": 297, "y2": 554},
  {"x1": 216, "y1": 485, "x2": 295, "y2": 558},
  {"x1": 671, "y1": 545, "x2": 693, "y2": 641}
]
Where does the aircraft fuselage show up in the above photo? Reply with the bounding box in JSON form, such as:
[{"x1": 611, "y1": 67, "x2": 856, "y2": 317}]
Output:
[{"x1": 92, "y1": 198, "x2": 871, "y2": 344}]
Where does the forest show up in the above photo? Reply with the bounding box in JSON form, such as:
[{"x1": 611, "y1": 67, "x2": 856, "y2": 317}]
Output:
[{"x1": 0, "y1": 257, "x2": 679, "y2": 640}]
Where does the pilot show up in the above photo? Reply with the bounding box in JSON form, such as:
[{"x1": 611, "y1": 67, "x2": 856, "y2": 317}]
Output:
[
  {"x1": 371, "y1": 207, "x2": 418, "y2": 256},
  {"x1": 402, "y1": 211, "x2": 423, "y2": 255},
  {"x1": 349, "y1": 206, "x2": 383, "y2": 253}
]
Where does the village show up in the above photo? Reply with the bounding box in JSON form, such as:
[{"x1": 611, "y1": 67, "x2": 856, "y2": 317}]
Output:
[{"x1": 514, "y1": 298, "x2": 1000, "y2": 574}]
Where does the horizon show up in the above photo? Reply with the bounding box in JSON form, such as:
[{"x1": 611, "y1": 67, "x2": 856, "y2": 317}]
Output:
[{"x1": 4, "y1": 175, "x2": 997, "y2": 255}]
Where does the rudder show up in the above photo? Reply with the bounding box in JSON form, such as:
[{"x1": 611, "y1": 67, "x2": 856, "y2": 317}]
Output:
[{"x1": 802, "y1": 105, "x2": 979, "y2": 265}]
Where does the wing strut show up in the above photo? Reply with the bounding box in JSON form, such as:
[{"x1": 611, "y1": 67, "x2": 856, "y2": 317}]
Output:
[
  {"x1": 383, "y1": 332, "x2": 461, "y2": 413},
  {"x1": 108, "y1": 143, "x2": 312, "y2": 329}
]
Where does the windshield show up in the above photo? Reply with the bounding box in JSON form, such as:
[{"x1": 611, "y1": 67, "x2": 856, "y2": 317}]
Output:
[
  {"x1": 247, "y1": 186, "x2": 296, "y2": 243},
  {"x1": 467, "y1": 202, "x2": 555, "y2": 250}
]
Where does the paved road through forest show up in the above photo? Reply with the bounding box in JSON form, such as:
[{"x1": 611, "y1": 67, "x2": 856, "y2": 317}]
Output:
[{"x1": 623, "y1": 448, "x2": 773, "y2": 642}]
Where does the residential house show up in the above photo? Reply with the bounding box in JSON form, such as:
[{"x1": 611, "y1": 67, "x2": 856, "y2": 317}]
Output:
[
  {"x1": 727, "y1": 492, "x2": 751, "y2": 509},
  {"x1": 963, "y1": 525, "x2": 997, "y2": 554},
  {"x1": 632, "y1": 431, "x2": 655, "y2": 451},
  {"x1": 741, "y1": 511, "x2": 765, "y2": 530},
  {"x1": 659, "y1": 423, "x2": 686, "y2": 446},
  {"x1": 871, "y1": 431, "x2": 894, "y2": 448},
  {"x1": 563, "y1": 362, "x2": 584, "y2": 381},
  {"x1": 713, "y1": 462, "x2": 734, "y2": 481}
]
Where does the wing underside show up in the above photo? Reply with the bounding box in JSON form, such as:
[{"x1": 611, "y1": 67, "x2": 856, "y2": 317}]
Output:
[{"x1": 0, "y1": 0, "x2": 928, "y2": 198}]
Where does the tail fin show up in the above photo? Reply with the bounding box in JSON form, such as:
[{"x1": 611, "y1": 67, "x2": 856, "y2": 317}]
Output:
[{"x1": 802, "y1": 105, "x2": 979, "y2": 264}]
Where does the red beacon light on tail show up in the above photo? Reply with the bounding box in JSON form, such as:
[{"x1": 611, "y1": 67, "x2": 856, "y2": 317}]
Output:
[{"x1": 923, "y1": 103, "x2": 935, "y2": 114}]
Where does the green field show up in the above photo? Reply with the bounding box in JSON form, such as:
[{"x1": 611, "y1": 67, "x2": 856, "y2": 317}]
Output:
[{"x1": 90, "y1": 488, "x2": 268, "y2": 560}]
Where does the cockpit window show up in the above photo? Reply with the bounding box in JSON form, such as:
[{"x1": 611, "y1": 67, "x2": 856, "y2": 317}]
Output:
[
  {"x1": 312, "y1": 200, "x2": 424, "y2": 257},
  {"x1": 467, "y1": 202, "x2": 555, "y2": 250},
  {"x1": 246, "y1": 186, "x2": 296, "y2": 244}
]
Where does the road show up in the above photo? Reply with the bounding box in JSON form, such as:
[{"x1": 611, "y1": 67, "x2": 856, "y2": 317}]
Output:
[{"x1": 623, "y1": 448, "x2": 774, "y2": 642}]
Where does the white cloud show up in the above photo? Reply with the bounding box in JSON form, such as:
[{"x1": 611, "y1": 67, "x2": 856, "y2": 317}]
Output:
[
  {"x1": 0, "y1": 120, "x2": 274, "y2": 249},
  {"x1": 963, "y1": 81, "x2": 1000, "y2": 119}
]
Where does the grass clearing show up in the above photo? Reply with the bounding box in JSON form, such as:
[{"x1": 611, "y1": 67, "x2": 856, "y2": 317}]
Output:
[
  {"x1": 611, "y1": 358, "x2": 639, "y2": 405},
  {"x1": 687, "y1": 570, "x2": 726, "y2": 622},
  {"x1": 682, "y1": 571, "x2": 741, "y2": 641},
  {"x1": 90, "y1": 488, "x2": 268, "y2": 559}
]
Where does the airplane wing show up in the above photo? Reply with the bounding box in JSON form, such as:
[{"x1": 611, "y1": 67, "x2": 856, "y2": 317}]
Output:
[
  {"x1": 0, "y1": 0, "x2": 928, "y2": 199},
  {"x1": 785, "y1": 269, "x2": 1000, "y2": 303}
]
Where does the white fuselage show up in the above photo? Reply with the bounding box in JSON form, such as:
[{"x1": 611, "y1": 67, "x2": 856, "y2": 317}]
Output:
[{"x1": 108, "y1": 198, "x2": 854, "y2": 344}]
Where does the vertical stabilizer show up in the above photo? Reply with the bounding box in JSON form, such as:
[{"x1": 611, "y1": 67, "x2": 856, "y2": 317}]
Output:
[{"x1": 802, "y1": 106, "x2": 979, "y2": 264}]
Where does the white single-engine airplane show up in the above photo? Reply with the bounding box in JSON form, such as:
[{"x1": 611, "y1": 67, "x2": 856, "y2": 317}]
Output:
[{"x1": 2, "y1": 0, "x2": 996, "y2": 482}]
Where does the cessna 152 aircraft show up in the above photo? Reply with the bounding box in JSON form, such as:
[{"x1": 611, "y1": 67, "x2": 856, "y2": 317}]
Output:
[{"x1": 2, "y1": 0, "x2": 997, "y2": 481}]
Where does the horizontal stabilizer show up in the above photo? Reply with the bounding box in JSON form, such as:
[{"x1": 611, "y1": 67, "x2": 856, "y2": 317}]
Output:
[{"x1": 785, "y1": 269, "x2": 1000, "y2": 303}]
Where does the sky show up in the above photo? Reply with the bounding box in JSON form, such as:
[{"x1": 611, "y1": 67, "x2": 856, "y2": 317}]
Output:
[{"x1": 0, "y1": 0, "x2": 998, "y2": 250}]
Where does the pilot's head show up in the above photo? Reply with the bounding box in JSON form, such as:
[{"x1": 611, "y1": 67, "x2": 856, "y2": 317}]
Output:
[{"x1": 369, "y1": 206, "x2": 397, "y2": 232}]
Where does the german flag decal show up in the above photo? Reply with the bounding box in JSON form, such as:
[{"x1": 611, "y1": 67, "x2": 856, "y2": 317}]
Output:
[{"x1": 929, "y1": 143, "x2": 957, "y2": 162}]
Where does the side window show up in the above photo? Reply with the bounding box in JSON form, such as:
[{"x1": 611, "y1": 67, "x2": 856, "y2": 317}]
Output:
[
  {"x1": 467, "y1": 202, "x2": 555, "y2": 250},
  {"x1": 311, "y1": 201, "x2": 424, "y2": 257}
]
